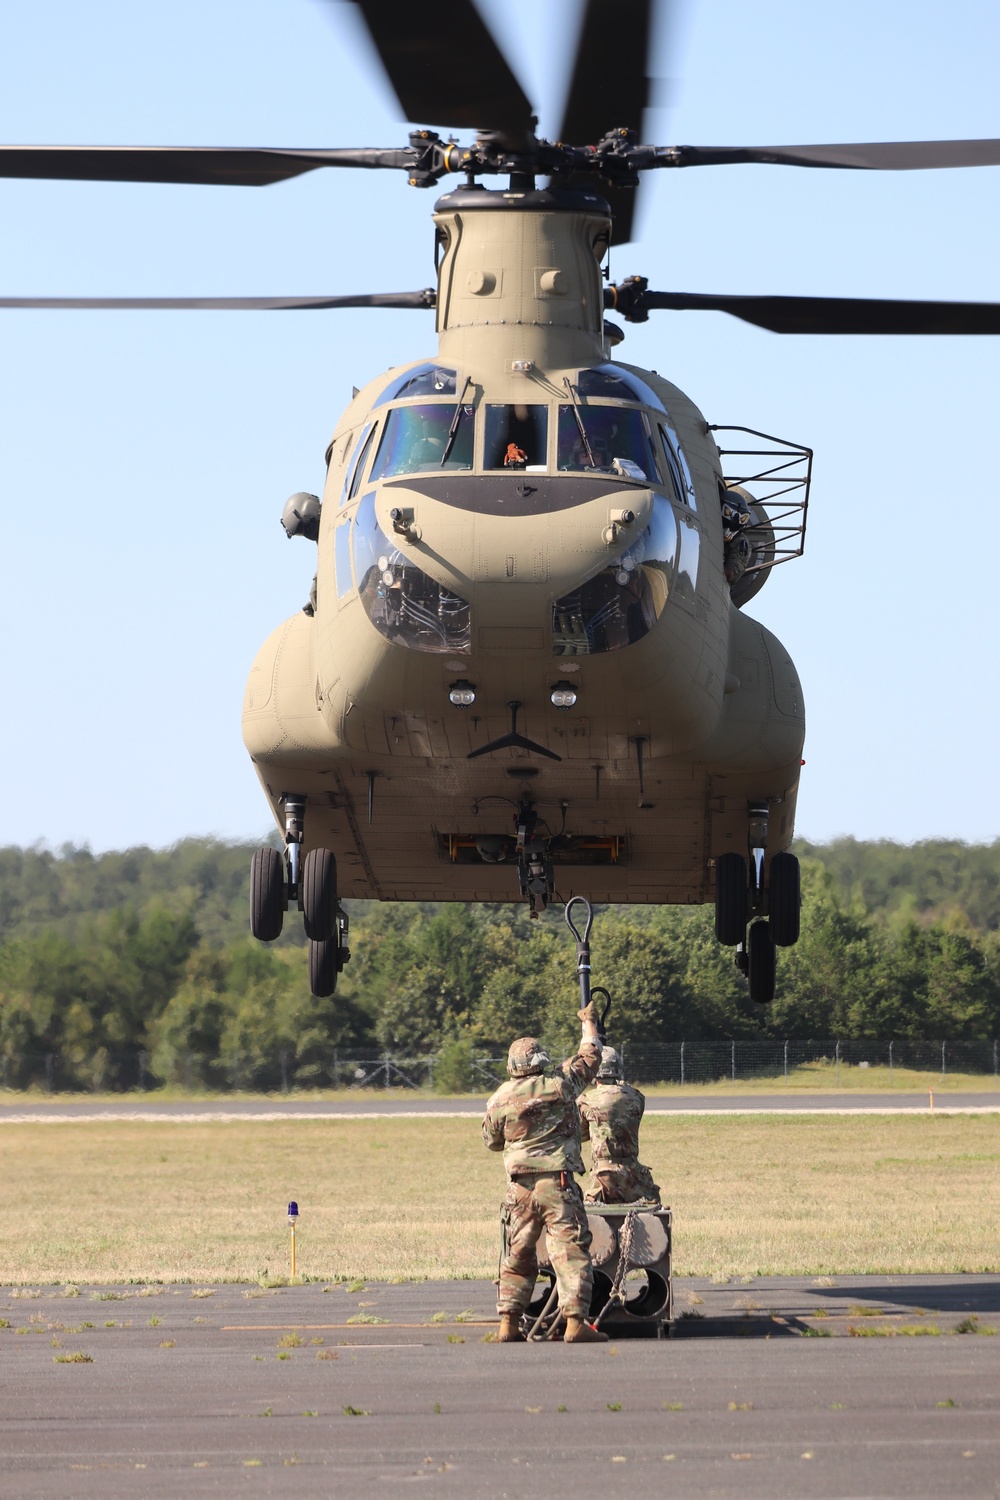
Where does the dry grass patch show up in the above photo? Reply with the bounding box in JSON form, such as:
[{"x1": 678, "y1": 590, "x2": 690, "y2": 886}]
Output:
[{"x1": 0, "y1": 1115, "x2": 998, "y2": 1282}]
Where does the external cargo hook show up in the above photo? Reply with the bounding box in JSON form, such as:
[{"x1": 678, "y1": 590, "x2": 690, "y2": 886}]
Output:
[
  {"x1": 564, "y1": 896, "x2": 595, "y2": 1011},
  {"x1": 591, "y1": 985, "x2": 613, "y2": 1044}
]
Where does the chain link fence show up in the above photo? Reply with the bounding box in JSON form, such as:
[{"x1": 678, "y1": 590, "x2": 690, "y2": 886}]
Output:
[{"x1": 2, "y1": 1038, "x2": 998, "y2": 1094}]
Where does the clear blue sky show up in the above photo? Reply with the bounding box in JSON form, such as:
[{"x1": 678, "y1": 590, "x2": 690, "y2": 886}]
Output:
[{"x1": 1, "y1": 0, "x2": 998, "y2": 852}]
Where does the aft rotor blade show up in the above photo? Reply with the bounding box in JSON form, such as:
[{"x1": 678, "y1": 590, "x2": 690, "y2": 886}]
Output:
[
  {"x1": 0, "y1": 290, "x2": 437, "y2": 311},
  {"x1": 558, "y1": 1, "x2": 653, "y2": 145},
  {"x1": 0, "y1": 145, "x2": 413, "y2": 187},
  {"x1": 556, "y1": 0, "x2": 655, "y2": 243},
  {"x1": 348, "y1": 0, "x2": 535, "y2": 145},
  {"x1": 632, "y1": 289, "x2": 1000, "y2": 333},
  {"x1": 666, "y1": 138, "x2": 1000, "y2": 171}
]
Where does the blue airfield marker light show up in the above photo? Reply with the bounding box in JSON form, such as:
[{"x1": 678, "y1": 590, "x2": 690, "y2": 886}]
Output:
[{"x1": 288, "y1": 1201, "x2": 299, "y2": 1278}]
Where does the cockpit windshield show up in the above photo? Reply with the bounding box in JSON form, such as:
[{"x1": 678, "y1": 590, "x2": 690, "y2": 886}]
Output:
[
  {"x1": 556, "y1": 405, "x2": 660, "y2": 482},
  {"x1": 576, "y1": 366, "x2": 666, "y2": 409},
  {"x1": 369, "y1": 402, "x2": 475, "y2": 480},
  {"x1": 483, "y1": 404, "x2": 548, "y2": 469},
  {"x1": 371, "y1": 364, "x2": 457, "y2": 407}
]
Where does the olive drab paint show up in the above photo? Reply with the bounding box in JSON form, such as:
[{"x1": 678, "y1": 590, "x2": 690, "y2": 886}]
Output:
[{"x1": 242, "y1": 185, "x2": 805, "y2": 906}]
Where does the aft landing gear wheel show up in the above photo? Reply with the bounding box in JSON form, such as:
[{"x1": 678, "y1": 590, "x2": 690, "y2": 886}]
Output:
[
  {"x1": 715, "y1": 853, "x2": 748, "y2": 945},
  {"x1": 302, "y1": 848, "x2": 337, "y2": 941},
  {"x1": 308, "y1": 936, "x2": 339, "y2": 998},
  {"x1": 769, "y1": 852, "x2": 801, "y2": 946},
  {"x1": 747, "y1": 919, "x2": 776, "y2": 1004},
  {"x1": 250, "y1": 847, "x2": 285, "y2": 942}
]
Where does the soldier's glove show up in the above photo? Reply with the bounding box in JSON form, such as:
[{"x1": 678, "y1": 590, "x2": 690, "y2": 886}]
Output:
[{"x1": 578, "y1": 1001, "x2": 600, "y2": 1029}]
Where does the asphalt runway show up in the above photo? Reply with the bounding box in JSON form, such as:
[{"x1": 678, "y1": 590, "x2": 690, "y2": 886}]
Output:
[
  {"x1": 3, "y1": 1276, "x2": 999, "y2": 1498},
  {"x1": 2, "y1": 1091, "x2": 998, "y2": 1122}
]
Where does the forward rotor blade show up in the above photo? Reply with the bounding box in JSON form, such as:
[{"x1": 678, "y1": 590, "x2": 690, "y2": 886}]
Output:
[
  {"x1": 667, "y1": 138, "x2": 1000, "y2": 171},
  {"x1": 348, "y1": 1, "x2": 534, "y2": 145},
  {"x1": 0, "y1": 290, "x2": 436, "y2": 311},
  {"x1": 0, "y1": 145, "x2": 413, "y2": 187},
  {"x1": 557, "y1": 0, "x2": 655, "y2": 243},
  {"x1": 630, "y1": 289, "x2": 1000, "y2": 334}
]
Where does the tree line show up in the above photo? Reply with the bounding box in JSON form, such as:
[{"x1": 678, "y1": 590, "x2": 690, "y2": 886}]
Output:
[{"x1": 0, "y1": 837, "x2": 998, "y2": 1090}]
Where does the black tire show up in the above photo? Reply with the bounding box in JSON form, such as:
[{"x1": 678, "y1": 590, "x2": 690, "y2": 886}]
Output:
[
  {"x1": 250, "y1": 847, "x2": 285, "y2": 942},
  {"x1": 769, "y1": 851, "x2": 801, "y2": 946},
  {"x1": 715, "y1": 853, "x2": 748, "y2": 945},
  {"x1": 302, "y1": 848, "x2": 338, "y2": 941},
  {"x1": 747, "y1": 919, "x2": 776, "y2": 1004},
  {"x1": 308, "y1": 936, "x2": 339, "y2": 998}
]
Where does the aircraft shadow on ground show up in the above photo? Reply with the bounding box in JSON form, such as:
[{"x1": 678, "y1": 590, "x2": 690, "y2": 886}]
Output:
[
  {"x1": 670, "y1": 1314, "x2": 816, "y2": 1339},
  {"x1": 817, "y1": 1281, "x2": 1000, "y2": 1314}
]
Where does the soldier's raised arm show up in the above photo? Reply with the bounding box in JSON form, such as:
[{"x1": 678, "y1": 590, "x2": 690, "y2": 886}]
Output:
[{"x1": 560, "y1": 1001, "x2": 602, "y2": 1095}]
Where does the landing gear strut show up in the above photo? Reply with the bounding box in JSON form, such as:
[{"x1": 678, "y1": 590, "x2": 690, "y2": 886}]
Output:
[
  {"x1": 714, "y1": 800, "x2": 800, "y2": 1005},
  {"x1": 249, "y1": 793, "x2": 351, "y2": 996}
]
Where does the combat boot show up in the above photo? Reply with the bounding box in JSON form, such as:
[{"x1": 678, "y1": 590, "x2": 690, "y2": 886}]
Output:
[
  {"x1": 563, "y1": 1317, "x2": 608, "y2": 1343},
  {"x1": 497, "y1": 1313, "x2": 525, "y2": 1343}
]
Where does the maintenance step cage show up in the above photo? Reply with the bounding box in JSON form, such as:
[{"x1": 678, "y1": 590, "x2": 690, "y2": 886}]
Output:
[{"x1": 709, "y1": 423, "x2": 812, "y2": 572}]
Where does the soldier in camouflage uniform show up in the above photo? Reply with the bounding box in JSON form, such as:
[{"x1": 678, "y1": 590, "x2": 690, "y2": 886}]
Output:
[
  {"x1": 482, "y1": 1002, "x2": 608, "y2": 1343},
  {"x1": 579, "y1": 1047, "x2": 661, "y2": 1206}
]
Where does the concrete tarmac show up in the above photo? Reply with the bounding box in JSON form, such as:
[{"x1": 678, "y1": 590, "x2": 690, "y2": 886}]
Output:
[
  {"x1": 2, "y1": 1092, "x2": 999, "y2": 1122},
  {"x1": 4, "y1": 1276, "x2": 999, "y2": 1498}
]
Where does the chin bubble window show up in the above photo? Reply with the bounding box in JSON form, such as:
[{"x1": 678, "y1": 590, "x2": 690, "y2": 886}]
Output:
[
  {"x1": 552, "y1": 495, "x2": 679, "y2": 655},
  {"x1": 483, "y1": 404, "x2": 549, "y2": 470},
  {"x1": 369, "y1": 402, "x2": 474, "y2": 479},
  {"x1": 557, "y1": 405, "x2": 660, "y2": 482},
  {"x1": 352, "y1": 492, "x2": 471, "y2": 653}
]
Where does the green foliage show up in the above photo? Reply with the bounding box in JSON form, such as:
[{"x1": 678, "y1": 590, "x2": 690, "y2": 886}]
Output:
[{"x1": 1, "y1": 836, "x2": 999, "y2": 1091}]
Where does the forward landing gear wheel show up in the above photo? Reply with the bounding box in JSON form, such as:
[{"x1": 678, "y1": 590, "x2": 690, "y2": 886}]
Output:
[
  {"x1": 308, "y1": 936, "x2": 339, "y2": 998},
  {"x1": 250, "y1": 847, "x2": 285, "y2": 942},
  {"x1": 769, "y1": 852, "x2": 801, "y2": 946},
  {"x1": 302, "y1": 848, "x2": 338, "y2": 941},
  {"x1": 715, "y1": 853, "x2": 748, "y2": 945},
  {"x1": 747, "y1": 920, "x2": 776, "y2": 1004}
]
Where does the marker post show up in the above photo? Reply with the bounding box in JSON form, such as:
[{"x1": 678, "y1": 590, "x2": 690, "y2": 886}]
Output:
[{"x1": 288, "y1": 1201, "x2": 299, "y2": 1278}]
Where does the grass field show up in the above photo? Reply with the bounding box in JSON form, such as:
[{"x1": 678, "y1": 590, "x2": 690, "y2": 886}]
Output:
[
  {"x1": 2, "y1": 1113, "x2": 998, "y2": 1284},
  {"x1": 2, "y1": 1062, "x2": 998, "y2": 1107}
]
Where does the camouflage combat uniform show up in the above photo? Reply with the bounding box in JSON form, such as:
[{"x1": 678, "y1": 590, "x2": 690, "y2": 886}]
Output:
[
  {"x1": 579, "y1": 1080, "x2": 661, "y2": 1205},
  {"x1": 482, "y1": 1041, "x2": 601, "y2": 1318}
]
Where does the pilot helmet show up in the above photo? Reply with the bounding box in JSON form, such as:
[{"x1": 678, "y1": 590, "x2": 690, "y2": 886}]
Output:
[
  {"x1": 507, "y1": 1037, "x2": 550, "y2": 1077},
  {"x1": 596, "y1": 1046, "x2": 623, "y2": 1081}
]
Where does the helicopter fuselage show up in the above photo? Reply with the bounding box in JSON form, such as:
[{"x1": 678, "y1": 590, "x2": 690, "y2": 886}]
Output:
[{"x1": 242, "y1": 186, "x2": 805, "y2": 907}]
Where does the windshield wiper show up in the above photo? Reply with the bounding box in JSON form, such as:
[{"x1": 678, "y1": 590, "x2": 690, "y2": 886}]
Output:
[
  {"x1": 563, "y1": 377, "x2": 596, "y2": 468},
  {"x1": 440, "y1": 376, "x2": 473, "y2": 467}
]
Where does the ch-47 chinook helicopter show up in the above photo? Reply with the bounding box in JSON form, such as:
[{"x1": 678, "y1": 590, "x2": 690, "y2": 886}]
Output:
[{"x1": 5, "y1": 2, "x2": 1000, "y2": 1004}]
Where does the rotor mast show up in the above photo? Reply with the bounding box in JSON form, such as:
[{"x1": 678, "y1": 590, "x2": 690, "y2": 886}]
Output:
[{"x1": 433, "y1": 185, "x2": 613, "y2": 372}]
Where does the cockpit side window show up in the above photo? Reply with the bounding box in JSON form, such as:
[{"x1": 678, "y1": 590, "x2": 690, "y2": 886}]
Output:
[
  {"x1": 658, "y1": 421, "x2": 697, "y2": 511},
  {"x1": 341, "y1": 422, "x2": 377, "y2": 507},
  {"x1": 369, "y1": 402, "x2": 475, "y2": 480},
  {"x1": 556, "y1": 405, "x2": 660, "y2": 482},
  {"x1": 483, "y1": 404, "x2": 549, "y2": 470}
]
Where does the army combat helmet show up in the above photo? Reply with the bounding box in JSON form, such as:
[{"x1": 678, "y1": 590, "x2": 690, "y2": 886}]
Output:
[
  {"x1": 596, "y1": 1046, "x2": 623, "y2": 1081},
  {"x1": 507, "y1": 1037, "x2": 550, "y2": 1077}
]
